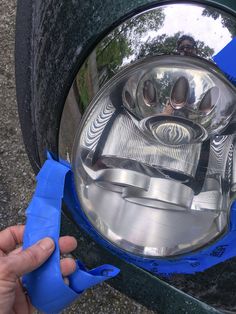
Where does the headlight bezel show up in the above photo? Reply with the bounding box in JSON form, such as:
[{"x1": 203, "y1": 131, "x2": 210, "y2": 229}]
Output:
[{"x1": 60, "y1": 2, "x2": 236, "y2": 261}]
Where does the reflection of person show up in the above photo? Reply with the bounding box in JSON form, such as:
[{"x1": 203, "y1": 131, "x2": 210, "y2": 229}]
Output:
[
  {"x1": 161, "y1": 36, "x2": 198, "y2": 115},
  {"x1": 162, "y1": 100, "x2": 174, "y2": 115},
  {"x1": 177, "y1": 35, "x2": 197, "y2": 56},
  {"x1": 0, "y1": 225, "x2": 77, "y2": 313}
]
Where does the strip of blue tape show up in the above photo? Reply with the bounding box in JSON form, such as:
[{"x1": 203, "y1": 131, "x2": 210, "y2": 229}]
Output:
[
  {"x1": 22, "y1": 157, "x2": 119, "y2": 314},
  {"x1": 213, "y1": 37, "x2": 236, "y2": 84}
]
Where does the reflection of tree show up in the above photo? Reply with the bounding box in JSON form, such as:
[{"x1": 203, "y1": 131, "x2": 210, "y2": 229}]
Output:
[
  {"x1": 154, "y1": 70, "x2": 195, "y2": 110},
  {"x1": 77, "y1": 9, "x2": 165, "y2": 110},
  {"x1": 96, "y1": 9, "x2": 165, "y2": 79},
  {"x1": 96, "y1": 31, "x2": 131, "y2": 82},
  {"x1": 138, "y1": 32, "x2": 214, "y2": 59},
  {"x1": 202, "y1": 8, "x2": 236, "y2": 37},
  {"x1": 156, "y1": 71, "x2": 173, "y2": 110},
  {"x1": 138, "y1": 32, "x2": 181, "y2": 58},
  {"x1": 77, "y1": 8, "x2": 218, "y2": 111},
  {"x1": 195, "y1": 41, "x2": 214, "y2": 59}
]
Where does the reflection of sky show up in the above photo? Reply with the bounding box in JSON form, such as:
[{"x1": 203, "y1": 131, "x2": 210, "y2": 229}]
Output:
[
  {"x1": 143, "y1": 4, "x2": 232, "y2": 54},
  {"x1": 122, "y1": 3, "x2": 233, "y2": 66}
]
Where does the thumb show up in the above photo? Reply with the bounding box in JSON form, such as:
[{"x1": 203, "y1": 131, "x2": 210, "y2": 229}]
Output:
[{"x1": 6, "y1": 237, "x2": 55, "y2": 279}]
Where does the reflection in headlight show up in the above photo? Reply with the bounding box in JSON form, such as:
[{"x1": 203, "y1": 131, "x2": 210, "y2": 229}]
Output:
[{"x1": 73, "y1": 56, "x2": 236, "y2": 257}]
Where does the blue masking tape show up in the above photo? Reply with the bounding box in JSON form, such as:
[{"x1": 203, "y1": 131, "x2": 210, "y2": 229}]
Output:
[
  {"x1": 22, "y1": 156, "x2": 119, "y2": 314},
  {"x1": 213, "y1": 37, "x2": 236, "y2": 84}
]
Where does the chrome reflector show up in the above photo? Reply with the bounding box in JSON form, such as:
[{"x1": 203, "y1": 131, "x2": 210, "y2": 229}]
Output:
[{"x1": 72, "y1": 55, "x2": 236, "y2": 257}]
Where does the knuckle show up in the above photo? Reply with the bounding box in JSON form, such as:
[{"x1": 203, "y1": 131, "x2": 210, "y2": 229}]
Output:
[
  {"x1": 0, "y1": 258, "x2": 13, "y2": 279},
  {"x1": 23, "y1": 249, "x2": 41, "y2": 267}
]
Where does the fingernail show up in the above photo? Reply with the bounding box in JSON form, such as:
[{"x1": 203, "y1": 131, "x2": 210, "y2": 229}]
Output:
[
  {"x1": 38, "y1": 237, "x2": 55, "y2": 251},
  {"x1": 64, "y1": 277, "x2": 70, "y2": 286}
]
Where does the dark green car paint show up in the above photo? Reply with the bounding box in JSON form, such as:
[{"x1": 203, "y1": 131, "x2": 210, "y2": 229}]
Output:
[{"x1": 16, "y1": 0, "x2": 236, "y2": 312}]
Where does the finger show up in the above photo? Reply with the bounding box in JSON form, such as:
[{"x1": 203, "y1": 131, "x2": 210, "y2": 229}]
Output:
[
  {"x1": 3, "y1": 237, "x2": 55, "y2": 279},
  {"x1": 59, "y1": 236, "x2": 77, "y2": 254},
  {"x1": 0, "y1": 225, "x2": 25, "y2": 253},
  {"x1": 11, "y1": 244, "x2": 77, "y2": 275},
  {"x1": 8, "y1": 246, "x2": 23, "y2": 256},
  {"x1": 60, "y1": 258, "x2": 76, "y2": 277},
  {"x1": 3, "y1": 234, "x2": 77, "y2": 256}
]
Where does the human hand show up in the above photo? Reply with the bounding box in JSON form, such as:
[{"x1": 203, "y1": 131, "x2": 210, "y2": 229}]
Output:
[{"x1": 0, "y1": 225, "x2": 77, "y2": 314}]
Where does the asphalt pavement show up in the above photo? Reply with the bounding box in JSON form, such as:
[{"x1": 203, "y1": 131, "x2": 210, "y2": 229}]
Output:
[{"x1": 0, "y1": 1, "x2": 154, "y2": 313}]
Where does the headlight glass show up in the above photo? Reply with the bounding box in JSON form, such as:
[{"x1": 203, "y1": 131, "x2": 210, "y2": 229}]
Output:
[{"x1": 73, "y1": 55, "x2": 236, "y2": 257}]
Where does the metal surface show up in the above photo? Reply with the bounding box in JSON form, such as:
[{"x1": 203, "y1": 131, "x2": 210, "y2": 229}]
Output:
[
  {"x1": 84, "y1": 166, "x2": 194, "y2": 208},
  {"x1": 122, "y1": 177, "x2": 194, "y2": 209},
  {"x1": 87, "y1": 168, "x2": 151, "y2": 191},
  {"x1": 101, "y1": 112, "x2": 202, "y2": 177}
]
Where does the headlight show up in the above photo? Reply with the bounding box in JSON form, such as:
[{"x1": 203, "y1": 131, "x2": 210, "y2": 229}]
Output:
[
  {"x1": 59, "y1": 2, "x2": 236, "y2": 259},
  {"x1": 73, "y1": 55, "x2": 236, "y2": 257}
]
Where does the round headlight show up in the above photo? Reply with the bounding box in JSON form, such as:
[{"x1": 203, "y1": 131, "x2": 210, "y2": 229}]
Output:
[
  {"x1": 73, "y1": 55, "x2": 236, "y2": 257},
  {"x1": 59, "y1": 2, "x2": 236, "y2": 258}
]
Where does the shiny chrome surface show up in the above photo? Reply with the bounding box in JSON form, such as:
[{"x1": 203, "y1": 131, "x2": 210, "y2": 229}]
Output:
[
  {"x1": 84, "y1": 166, "x2": 151, "y2": 191},
  {"x1": 123, "y1": 177, "x2": 194, "y2": 209},
  {"x1": 83, "y1": 165, "x2": 194, "y2": 209},
  {"x1": 100, "y1": 110, "x2": 202, "y2": 177},
  {"x1": 137, "y1": 115, "x2": 208, "y2": 146},
  {"x1": 59, "y1": 2, "x2": 236, "y2": 257},
  {"x1": 59, "y1": 2, "x2": 236, "y2": 160},
  {"x1": 78, "y1": 182, "x2": 222, "y2": 256}
]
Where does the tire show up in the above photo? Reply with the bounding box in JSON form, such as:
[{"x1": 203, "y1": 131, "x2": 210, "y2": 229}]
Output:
[{"x1": 15, "y1": 1, "x2": 236, "y2": 312}]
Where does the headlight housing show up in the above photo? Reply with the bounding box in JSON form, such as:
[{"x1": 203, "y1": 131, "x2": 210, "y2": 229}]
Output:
[
  {"x1": 73, "y1": 55, "x2": 236, "y2": 257},
  {"x1": 59, "y1": 2, "x2": 236, "y2": 260}
]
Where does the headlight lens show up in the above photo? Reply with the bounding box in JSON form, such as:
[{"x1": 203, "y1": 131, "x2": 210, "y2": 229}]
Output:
[{"x1": 73, "y1": 55, "x2": 236, "y2": 257}]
